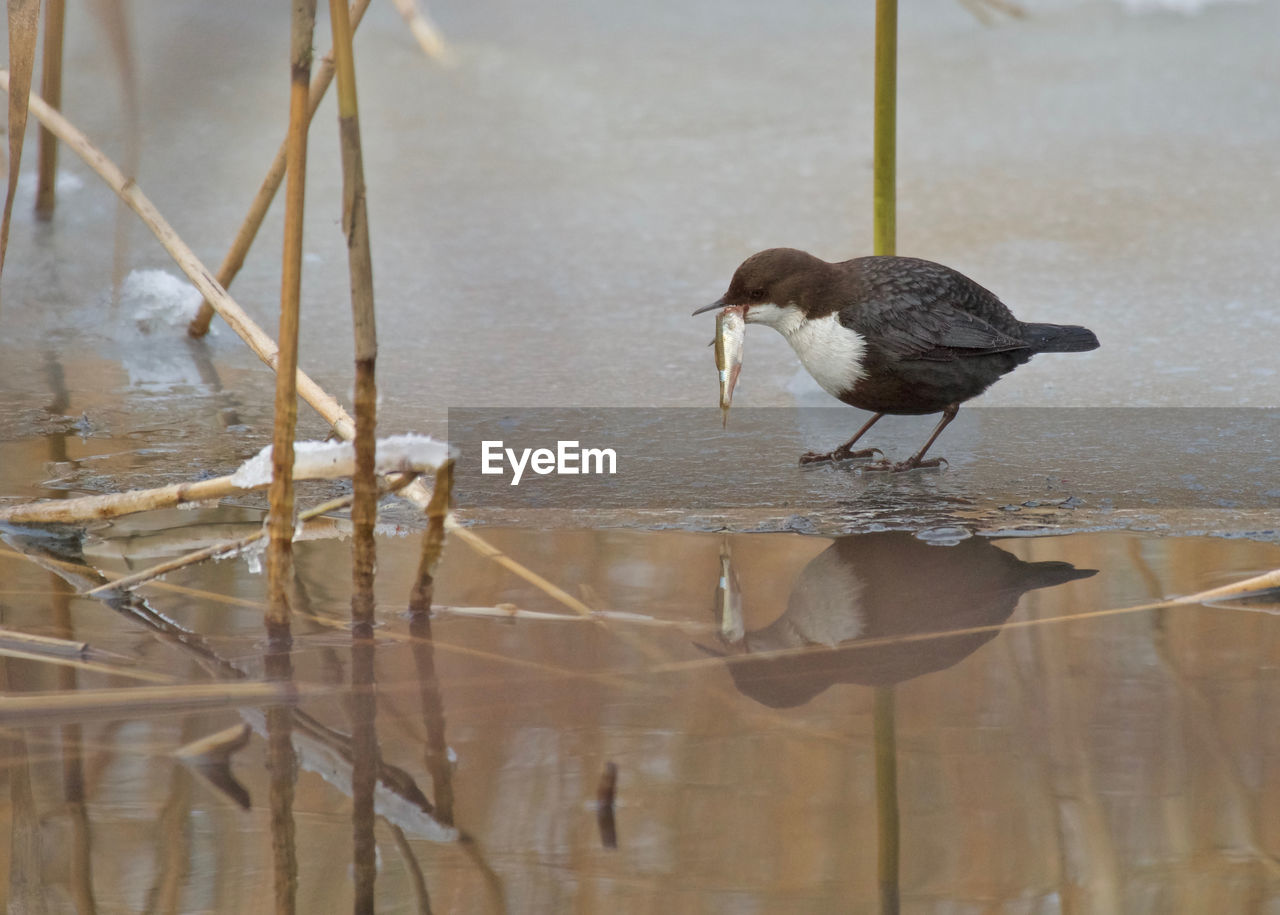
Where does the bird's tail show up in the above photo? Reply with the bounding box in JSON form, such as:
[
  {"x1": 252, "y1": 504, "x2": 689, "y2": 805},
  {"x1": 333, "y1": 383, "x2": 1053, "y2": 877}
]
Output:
[{"x1": 1022, "y1": 322, "x2": 1100, "y2": 353}]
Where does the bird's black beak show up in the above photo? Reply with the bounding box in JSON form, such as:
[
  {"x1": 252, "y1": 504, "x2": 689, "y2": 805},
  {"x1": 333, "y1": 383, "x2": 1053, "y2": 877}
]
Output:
[{"x1": 691, "y1": 297, "x2": 726, "y2": 316}]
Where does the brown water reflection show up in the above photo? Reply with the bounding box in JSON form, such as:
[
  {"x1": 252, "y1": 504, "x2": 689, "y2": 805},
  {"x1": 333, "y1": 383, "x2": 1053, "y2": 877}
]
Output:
[
  {"x1": 711, "y1": 532, "x2": 1097, "y2": 705},
  {"x1": 2, "y1": 522, "x2": 1279, "y2": 912}
]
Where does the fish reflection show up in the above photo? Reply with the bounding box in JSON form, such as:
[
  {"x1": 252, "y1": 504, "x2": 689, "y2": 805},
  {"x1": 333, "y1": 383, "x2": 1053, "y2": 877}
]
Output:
[{"x1": 714, "y1": 532, "x2": 1096, "y2": 707}]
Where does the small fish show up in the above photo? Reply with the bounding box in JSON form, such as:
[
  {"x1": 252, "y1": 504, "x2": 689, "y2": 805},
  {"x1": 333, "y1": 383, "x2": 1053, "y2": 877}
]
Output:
[{"x1": 714, "y1": 306, "x2": 746, "y2": 427}]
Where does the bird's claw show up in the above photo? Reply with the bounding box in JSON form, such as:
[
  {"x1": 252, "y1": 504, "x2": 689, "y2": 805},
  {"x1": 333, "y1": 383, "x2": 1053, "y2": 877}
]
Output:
[{"x1": 798, "y1": 447, "x2": 883, "y2": 466}]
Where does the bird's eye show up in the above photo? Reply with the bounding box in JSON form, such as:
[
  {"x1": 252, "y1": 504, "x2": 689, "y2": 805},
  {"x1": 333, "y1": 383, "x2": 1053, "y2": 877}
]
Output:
[{"x1": 749, "y1": 288, "x2": 766, "y2": 301}]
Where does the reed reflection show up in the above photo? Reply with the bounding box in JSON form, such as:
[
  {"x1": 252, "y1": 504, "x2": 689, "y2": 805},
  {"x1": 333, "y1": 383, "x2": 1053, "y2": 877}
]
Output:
[{"x1": 350, "y1": 628, "x2": 378, "y2": 913}]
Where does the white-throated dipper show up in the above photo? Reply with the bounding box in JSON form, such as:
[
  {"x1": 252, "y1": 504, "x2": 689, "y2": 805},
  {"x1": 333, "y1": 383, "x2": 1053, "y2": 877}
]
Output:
[{"x1": 694, "y1": 248, "x2": 1100, "y2": 471}]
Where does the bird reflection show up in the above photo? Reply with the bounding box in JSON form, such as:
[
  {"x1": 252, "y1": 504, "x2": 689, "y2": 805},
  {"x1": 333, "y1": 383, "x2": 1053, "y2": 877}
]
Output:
[{"x1": 714, "y1": 532, "x2": 1096, "y2": 707}]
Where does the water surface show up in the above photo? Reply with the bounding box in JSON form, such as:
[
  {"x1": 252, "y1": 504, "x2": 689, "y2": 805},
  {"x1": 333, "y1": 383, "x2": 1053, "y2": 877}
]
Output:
[{"x1": 3, "y1": 518, "x2": 1278, "y2": 912}]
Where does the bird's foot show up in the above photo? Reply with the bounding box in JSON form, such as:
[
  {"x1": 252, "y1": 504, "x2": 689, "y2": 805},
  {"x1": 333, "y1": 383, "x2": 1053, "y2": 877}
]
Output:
[
  {"x1": 862, "y1": 456, "x2": 949, "y2": 473},
  {"x1": 799, "y1": 447, "x2": 883, "y2": 466}
]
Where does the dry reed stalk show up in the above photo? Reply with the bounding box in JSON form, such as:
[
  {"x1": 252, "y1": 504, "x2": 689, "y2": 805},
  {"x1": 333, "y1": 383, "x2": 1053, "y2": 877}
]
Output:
[
  {"x1": 85, "y1": 473, "x2": 416, "y2": 597},
  {"x1": 873, "y1": 0, "x2": 897, "y2": 258},
  {"x1": 389, "y1": 0, "x2": 454, "y2": 65},
  {"x1": 445, "y1": 520, "x2": 595, "y2": 617},
  {"x1": 872, "y1": 13, "x2": 899, "y2": 906},
  {"x1": 0, "y1": 71, "x2": 359, "y2": 442},
  {"x1": 34, "y1": 0, "x2": 66, "y2": 217},
  {"x1": 174, "y1": 722, "x2": 252, "y2": 761},
  {"x1": 329, "y1": 0, "x2": 379, "y2": 633},
  {"x1": 0, "y1": 627, "x2": 174, "y2": 685},
  {"x1": 268, "y1": 0, "x2": 318, "y2": 634},
  {"x1": 407, "y1": 461, "x2": 454, "y2": 616},
  {"x1": 0, "y1": 476, "x2": 238, "y2": 525},
  {"x1": 0, "y1": 627, "x2": 93, "y2": 658},
  {"x1": 0, "y1": 0, "x2": 40, "y2": 291},
  {"x1": 186, "y1": 0, "x2": 375, "y2": 338},
  {"x1": 0, "y1": 680, "x2": 322, "y2": 725},
  {"x1": 1170, "y1": 567, "x2": 1280, "y2": 605},
  {"x1": 0, "y1": 644, "x2": 175, "y2": 682},
  {"x1": 267, "y1": 8, "x2": 316, "y2": 909},
  {"x1": 336, "y1": 3, "x2": 381, "y2": 864},
  {"x1": 425, "y1": 604, "x2": 712, "y2": 631},
  {"x1": 0, "y1": 448, "x2": 428, "y2": 525}
]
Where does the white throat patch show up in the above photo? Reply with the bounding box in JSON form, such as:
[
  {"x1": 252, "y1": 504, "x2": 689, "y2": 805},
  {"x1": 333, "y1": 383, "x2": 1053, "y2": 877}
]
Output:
[{"x1": 750, "y1": 304, "x2": 866, "y2": 397}]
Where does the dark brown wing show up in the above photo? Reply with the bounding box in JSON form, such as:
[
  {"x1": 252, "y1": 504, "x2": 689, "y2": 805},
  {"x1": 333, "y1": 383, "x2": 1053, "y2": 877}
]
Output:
[{"x1": 838, "y1": 257, "x2": 1029, "y2": 361}]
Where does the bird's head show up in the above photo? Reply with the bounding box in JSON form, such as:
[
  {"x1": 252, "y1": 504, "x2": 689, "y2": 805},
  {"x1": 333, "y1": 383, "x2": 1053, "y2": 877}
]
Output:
[{"x1": 692, "y1": 248, "x2": 831, "y2": 332}]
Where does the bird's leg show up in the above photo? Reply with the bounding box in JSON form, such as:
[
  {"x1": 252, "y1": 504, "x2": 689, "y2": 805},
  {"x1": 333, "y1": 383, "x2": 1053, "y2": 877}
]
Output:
[
  {"x1": 864, "y1": 404, "x2": 958, "y2": 473},
  {"x1": 799, "y1": 412, "x2": 885, "y2": 465}
]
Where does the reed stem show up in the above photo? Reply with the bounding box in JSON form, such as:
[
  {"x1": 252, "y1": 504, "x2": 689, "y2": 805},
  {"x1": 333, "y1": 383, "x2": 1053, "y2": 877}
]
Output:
[
  {"x1": 408, "y1": 461, "x2": 454, "y2": 616},
  {"x1": 328, "y1": 2, "x2": 381, "y2": 873},
  {"x1": 0, "y1": 0, "x2": 40, "y2": 289},
  {"x1": 34, "y1": 0, "x2": 66, "y2": 218},
  {"x1": 329, "y1": 0, "x2": 379, "y2": 629},
  {"x1": 267, "y1": 0, "x2": 318, "y2": 632},
  {"x1": 872, "y1": 0, "x2": 897, "y2": 258},
  {"x1": 268, "y1": 8, "x2": 316, "y2": 909}
]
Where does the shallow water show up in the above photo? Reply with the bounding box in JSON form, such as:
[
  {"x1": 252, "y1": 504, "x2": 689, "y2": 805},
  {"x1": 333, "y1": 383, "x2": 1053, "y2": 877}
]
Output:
[{"x1": 2, "y1": 515, "x2": 1279, "y2": 912}]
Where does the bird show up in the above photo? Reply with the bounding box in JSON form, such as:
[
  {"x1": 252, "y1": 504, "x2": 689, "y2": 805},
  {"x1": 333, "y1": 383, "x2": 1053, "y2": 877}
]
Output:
[{"x1": 694, "y1": 248, "x2": 1100, "y2": 471}]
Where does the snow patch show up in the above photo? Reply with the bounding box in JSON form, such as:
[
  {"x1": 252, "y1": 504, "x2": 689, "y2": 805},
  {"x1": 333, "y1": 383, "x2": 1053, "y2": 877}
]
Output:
[
  {"x1": 121, "y1": 269, "x2": 203, "y2": 333},
  {"x1": 230, "y1": 434, "x2": 454, "y2": 489}
]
